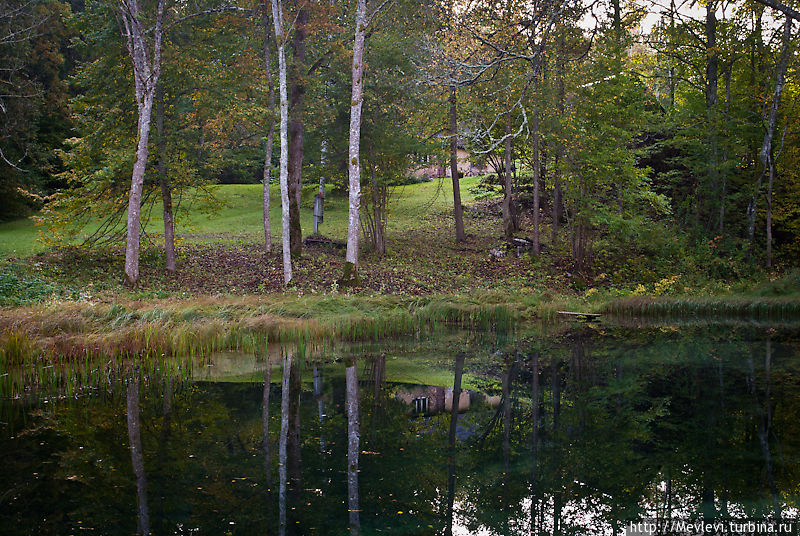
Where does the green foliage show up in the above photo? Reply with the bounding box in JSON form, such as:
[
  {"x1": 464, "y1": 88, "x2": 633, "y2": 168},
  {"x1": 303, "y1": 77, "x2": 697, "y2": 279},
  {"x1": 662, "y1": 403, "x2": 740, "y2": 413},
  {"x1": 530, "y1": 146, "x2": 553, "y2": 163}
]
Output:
[
  {"x1": 748, "y1": 270, "x2": 800, "y2": 298},
  {"x1": 0, "y1": 265, "x2": 57, "y2": 305},
  {"x1": 0, "y1": 0, "x2": 72, "y2": 221}
]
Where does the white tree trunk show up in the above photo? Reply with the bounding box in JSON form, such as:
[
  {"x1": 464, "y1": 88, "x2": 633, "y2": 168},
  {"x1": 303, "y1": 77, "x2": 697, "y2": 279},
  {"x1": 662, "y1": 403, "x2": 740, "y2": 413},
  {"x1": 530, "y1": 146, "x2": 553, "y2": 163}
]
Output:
[
  {"x1": 125, "y1": 96, "x2": 154, "y2": 286},
  {"x1": 750, "y1": 16, "x2": 792, "y2": 258},
  {"x1": 763, "y1": 17, "x2": 792, "y2": 267},
  {"x1": 344, "y1": 0, "x2": 367, "y2": 281},
  {"x1": 120, "y1": 0, "x2": 164, "y2": 286},
  {"x1": 262, "y1": 2, "x2": 276, "y2": 255},
  {"x1": 271, "y1": 0, "x2": 292, "y2": 283}
]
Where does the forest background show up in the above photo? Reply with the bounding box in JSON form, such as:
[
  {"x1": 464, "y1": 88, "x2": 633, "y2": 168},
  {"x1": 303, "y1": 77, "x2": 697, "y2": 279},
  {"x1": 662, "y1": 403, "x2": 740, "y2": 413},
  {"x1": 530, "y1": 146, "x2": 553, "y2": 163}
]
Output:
[{"x1": 1, "y1": 0, "x2": 800, "y2": 317}]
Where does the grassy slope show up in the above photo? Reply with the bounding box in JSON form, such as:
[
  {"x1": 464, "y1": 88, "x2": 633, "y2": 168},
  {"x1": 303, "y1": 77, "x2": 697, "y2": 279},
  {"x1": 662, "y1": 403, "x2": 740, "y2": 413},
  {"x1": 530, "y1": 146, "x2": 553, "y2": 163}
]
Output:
[
  {"x1": 0, "y1": 178, "x2": 478, "y2": 259},
  {"x1": 0, "y1": 218, "x2": 43, "y2": 259},
  {"x1": 1, "y1": 177, "x2": 798, "y2": 357}
]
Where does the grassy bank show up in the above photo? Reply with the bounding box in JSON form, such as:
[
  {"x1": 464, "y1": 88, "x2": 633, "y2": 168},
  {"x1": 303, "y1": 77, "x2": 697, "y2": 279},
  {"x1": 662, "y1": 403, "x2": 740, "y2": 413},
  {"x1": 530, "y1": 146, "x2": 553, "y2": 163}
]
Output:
[
  {"x1": 4, "y1": 283, "x2": 800, "y2": 368},
  {"x1": 2, "y1": 179, "x2": 800, "y2": 365},
  {"x1": 0, "y1": 294, "x2": 523, "y2": 366}
]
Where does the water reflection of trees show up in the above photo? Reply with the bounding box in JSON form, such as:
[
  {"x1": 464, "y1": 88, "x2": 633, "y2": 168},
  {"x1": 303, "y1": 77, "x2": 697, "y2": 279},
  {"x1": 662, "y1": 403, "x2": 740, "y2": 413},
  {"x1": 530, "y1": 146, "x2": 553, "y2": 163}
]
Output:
[
  {"x1": 2, "y1": 327, "x2": 800, "y2": 535},
  {"x1": 455, "y1": 328, "x2": 800, "y2": 535}
]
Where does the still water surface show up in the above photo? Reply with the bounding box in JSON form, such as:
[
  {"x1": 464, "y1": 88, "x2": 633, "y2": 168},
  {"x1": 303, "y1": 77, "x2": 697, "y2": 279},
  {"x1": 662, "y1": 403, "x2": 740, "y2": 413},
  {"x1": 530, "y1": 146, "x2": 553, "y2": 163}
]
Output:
[{"x1": 2, "y1": 323, "x2": 800, "y2": 535}]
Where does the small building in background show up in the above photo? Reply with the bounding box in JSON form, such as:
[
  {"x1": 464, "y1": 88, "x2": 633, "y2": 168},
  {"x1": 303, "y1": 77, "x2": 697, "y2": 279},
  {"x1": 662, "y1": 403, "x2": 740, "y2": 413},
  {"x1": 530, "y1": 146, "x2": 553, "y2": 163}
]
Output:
[
  {"x1": 394, "y1": 384, "x2": 499, "y2": 415},
  {"x1": 409, "y1": 139, "x2": 488, "y2": 179}
]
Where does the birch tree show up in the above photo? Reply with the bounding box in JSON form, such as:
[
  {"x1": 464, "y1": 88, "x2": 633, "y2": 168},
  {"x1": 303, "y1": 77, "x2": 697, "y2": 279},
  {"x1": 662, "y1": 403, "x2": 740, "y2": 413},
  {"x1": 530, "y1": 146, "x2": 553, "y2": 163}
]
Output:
[
  {"x1": 119, "y1": 0, "x2": 165, "y2": 286},
  {"x1": 752, "y1": 16, "x2": 793, "y2": 266},
  {"x1": 262, "y1": 0, "x2": 276, "y2": 255},
  {"x1": 343, "y1": 0, "x2": 369, "y2": 284},
  {"x1": 272, "y1": 0, "x2": 293, "y2": 283}
]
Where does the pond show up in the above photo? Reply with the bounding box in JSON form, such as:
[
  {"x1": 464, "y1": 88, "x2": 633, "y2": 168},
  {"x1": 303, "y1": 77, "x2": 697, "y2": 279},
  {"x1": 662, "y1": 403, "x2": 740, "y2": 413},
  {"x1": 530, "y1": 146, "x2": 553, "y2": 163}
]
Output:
[{"x1": 2, "y1": 322, "x2": 800, "y2": 535}]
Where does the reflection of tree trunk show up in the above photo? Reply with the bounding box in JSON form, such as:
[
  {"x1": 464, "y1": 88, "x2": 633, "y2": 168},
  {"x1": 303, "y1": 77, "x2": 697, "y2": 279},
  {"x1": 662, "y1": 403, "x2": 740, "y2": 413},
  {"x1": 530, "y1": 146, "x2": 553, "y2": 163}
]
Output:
[
  {"x1": 551, "y1": 356, "x2": 562, "y2": 536},
  {"x1": 155, "y1": 377, "x2": 173, "y2": 534},
  {"x1": 553, "y1": 492, "x2": 562, "y2": 536},
  {"x1": 762, "y1": 337, "x2": 780, "y2": 515},
  {"x1": 346, "y1": 359, "x2": 361, "y2": 535},
  {"x1": 127, "y1": 373, "x2": 150, "y2": 536},
  {"x1": 717, "y1": 360, "x2": 729, "y2": 518},
  {"x1": 701, "y1": 485, "x2": 715, "y2": 520},
  {"x1": 502, "y1": 361, "x2": 514, "y2": 536},
  {"x1": 445, "y1": 352, "x2": 465, "y2": 536},
  {"x1": 263, "y1": 363, "x2": 273, "y2": 490},
  {"x1": 288, "y1": 354, "x2": 302, "y2": 535},
  {"x1": 747, "y1": 338, "x2": 781, "y2": 517},
  {"x1": 279, "y1": 352, "x2": 292, "y2": 536},
  {"x1": 503, "y1": 363, "x2": 512, "y2": 474},
  {"x1": 552, "y1": 360, "x2": 560, "y2": 432},
  {"x1": 371, "y1": 355, "x2": 385, "y2": 442},
  {"x1": 313, "y1": 364, "x2": 325, "y2": 452},
  {"x1": 663, "y1": 470, "x2": 673, "y2": 523},
  {"x1": 530, "y1": 352, "x2": 540, "y2": 534}
]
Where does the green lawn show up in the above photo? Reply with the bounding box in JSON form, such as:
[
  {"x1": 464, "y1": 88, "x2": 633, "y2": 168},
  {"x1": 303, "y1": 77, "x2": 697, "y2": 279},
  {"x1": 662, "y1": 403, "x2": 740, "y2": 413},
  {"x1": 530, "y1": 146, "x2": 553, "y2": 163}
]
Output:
[
  {"x1": 0, "y1": 177, "x2": 484, "y2": 260},
  {"x1": 0, "y1": 218, "x2": 44, "y2": 259}
]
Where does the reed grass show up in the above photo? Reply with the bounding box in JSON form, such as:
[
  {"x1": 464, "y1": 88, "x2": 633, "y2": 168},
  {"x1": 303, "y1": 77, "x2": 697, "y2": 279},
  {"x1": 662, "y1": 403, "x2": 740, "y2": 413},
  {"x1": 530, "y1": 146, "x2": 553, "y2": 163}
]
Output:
[
  {"x1": 603, "y1": 296, "x2": 800, "y2": 320},
  {"x1": 0, "y1": 349, "x2": 193, "y2": 399},
  {"x1": 0, "y1": 295, "x2": 518, "y2": 368}
]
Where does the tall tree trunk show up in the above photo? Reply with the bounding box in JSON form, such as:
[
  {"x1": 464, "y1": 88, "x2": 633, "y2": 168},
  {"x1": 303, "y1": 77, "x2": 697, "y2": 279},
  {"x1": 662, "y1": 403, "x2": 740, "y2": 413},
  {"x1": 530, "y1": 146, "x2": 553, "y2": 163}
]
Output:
[
  {"x1": 502, "y1": 115, "x2": 514, "y2": 239},
  {"x1": 750, "y1": 16, "x2": 792, "y2": 260},
  {"x1": 120, "y1": 0, "x2": 164, "y2": 286},
  {"x1": 552, "y1": 30, "x2": 565, "y2": 245},
  {"x1": 127, "y1": 373, "x2": 150, "y2": 535},
  {"x1": 449, "y1": 87, "x2": 466, "y2": 242},
  {"x1": 612, "y1": 0, "x2": 622, "y2": 43},
  {"x1": 719, "y1": 66, "x2": 731, "y2": 233},
  {"x1": 765, "y1": 18, "x2": 791, "y2": 267},
  {"x1": 531, "y1": 61, "x2": 541, "y2": 255},
  {"x1": 263, "y1": 1, "x2": 276, "y2": 255},
  {"x1": 668, "y1": 0, "x2": 676, "y2": 109},
  {"x1": 287, "y1": 4, "x2": 307, "y2": 258},
  {"x1": 343, "y1": 0, "x2": 367, "y2": 284},
  {"x1": 372, "y1": 175, "x2": 385, "y2": 256},
  {"x1": 346, "y1": 358, "x2": 361, "y2": 535},
  {"x1": 156, "y1": 82, "x2": 175, "y2": 273},
  {"x1": 272, "y1": 0, "x2": 292, "y2": 283},
  {"x1": 705, "y1": 1, "x2": 719, "y2": 234}
]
